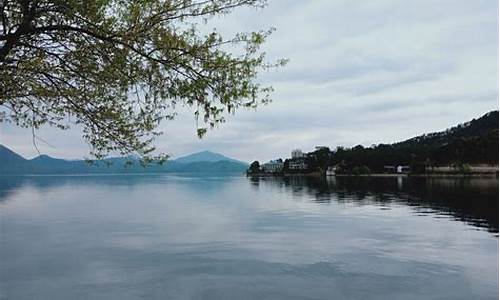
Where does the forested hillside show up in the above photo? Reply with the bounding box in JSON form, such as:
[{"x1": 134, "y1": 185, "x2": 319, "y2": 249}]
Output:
[{"x1": 277, "y1": 111, "x2": 498, "y2": 174}]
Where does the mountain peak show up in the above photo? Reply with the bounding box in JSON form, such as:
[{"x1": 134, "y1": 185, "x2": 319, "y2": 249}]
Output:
[
  {"x1": 31, "y1": 154, "x2": 59, "y2": 161},
  {"x1": 0, "y1": 144, "x2": 26, "y2": 162},
  {"x1": 174, "y1": 150, "x2": 246, "y2": 164},
  {"x1": 195, "y1": 150, "x2": 217, "y2": 155}
]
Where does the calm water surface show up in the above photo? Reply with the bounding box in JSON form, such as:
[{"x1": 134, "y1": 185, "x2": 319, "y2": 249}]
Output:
[{"x1": 0, "y1": 175, "x2": 498, "y2": 299}]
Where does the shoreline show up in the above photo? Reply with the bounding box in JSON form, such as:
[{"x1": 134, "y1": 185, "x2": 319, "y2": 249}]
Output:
[{"x1": 248, "y1": 172, "x2": 499, "y2": 178}]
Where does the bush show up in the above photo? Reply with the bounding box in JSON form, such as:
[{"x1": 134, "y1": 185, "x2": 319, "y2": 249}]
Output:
[{"x1": 352, "y1": 165, "x2": 371, "y2": 175}]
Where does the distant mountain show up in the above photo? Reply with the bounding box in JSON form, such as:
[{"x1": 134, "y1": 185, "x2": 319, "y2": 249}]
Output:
[
  {"x1": 164, "y1": 160, "x2": 249, "y2": 173},
  {"x1": 0, "y1": 144, "x2": 25, "y2": 162},
  {"x1": 175, "y1": 150, "x2": 246, "y2": 164},
  {"x1": 0, "y1": 146, "x2": 248, "y2": 175},
  {"x1": 0, "y1": 145, "x2": 30, "y2": 174}
]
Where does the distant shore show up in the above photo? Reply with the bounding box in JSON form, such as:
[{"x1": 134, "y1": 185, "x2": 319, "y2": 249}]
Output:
[{"x1": 248, "y1": 172, "x2": 499, "y2": 178}]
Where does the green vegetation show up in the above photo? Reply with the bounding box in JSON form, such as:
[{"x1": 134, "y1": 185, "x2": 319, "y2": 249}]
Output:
[
  {"x1": 250, "y1": 111, "x2": 499, "y2": 175},
  {"x1": 0, "y1": 0, "x2": 285, "y2": 159},
  {"x1": 248, "y1": 161, "x2": 260, "y2": 174},
  {"x1": 352, "y1": 165, "x2": 371, "y2": 175}
]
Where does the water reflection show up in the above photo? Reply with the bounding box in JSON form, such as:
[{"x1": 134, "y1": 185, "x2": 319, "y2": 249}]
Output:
[
  {"x1": 0, "y1": 174, "x2": 498, "y2": 299},
  {"x1": 2, "y1": 175, "x2": 498, "y2": 234},
  {"x1": 0, "y1": 174, "x2": 239, "y2": 201},
  {"x1": 249, "y1": 176, "x2": 499, "y2": 233},
  {"x1": 1, "y1": 174, "x2": 497, "y2": 235}
]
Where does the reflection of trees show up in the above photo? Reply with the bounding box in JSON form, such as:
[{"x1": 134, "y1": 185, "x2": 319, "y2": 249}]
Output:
[
  {"x1": 3, "y1": 175, "x2": 498, "y2": 233},
  {"x1": 248, "y1": 176, "x2": 499, "y2": 233}
]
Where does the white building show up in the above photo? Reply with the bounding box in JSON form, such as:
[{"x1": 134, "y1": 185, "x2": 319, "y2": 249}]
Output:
[
  {"x1": 326, "y1": 166, "x2": 336, "y2": 176},
  {"x1": 289, "y1": 160, "x2": 308, "y2": 170},
  {"x1": 397, "y1": 165, "x2": 410, "y2": 173},
  {"x1": 291, "y1": 149, "x2": 305, "y2": 159},
  {"x1": 262, "y1": 160, "x2": 284, "y2": 173}
]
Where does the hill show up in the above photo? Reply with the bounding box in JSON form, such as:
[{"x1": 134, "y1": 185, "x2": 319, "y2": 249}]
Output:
[
  {"x1": 391, "y1": 111, "x2": 498, "y2": 165},
  {"x1": 330, "y1": 111, "x2": 498, "y2": 172},
  {"x1": 0, "y1": 146, "x2": 248, "y2": 175},
  {"x1": 174, "y1": 150, "x2": 246, "y2": 164},
  {"x1": 396, "y1": 111, "x2": 498, "y2": 148},
  {"x1": 267, "y1": 110, "x2": 499, "y2": 175}
]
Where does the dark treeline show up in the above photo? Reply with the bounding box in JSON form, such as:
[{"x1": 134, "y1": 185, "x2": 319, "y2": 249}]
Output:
[{"x1": 263, "y1": 111, "x2": 499, "y2": 175}]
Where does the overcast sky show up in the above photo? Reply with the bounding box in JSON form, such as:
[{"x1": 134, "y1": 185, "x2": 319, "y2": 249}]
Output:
[{"x1": 1, "y1": 0, "x2": 498, "y2": 162}]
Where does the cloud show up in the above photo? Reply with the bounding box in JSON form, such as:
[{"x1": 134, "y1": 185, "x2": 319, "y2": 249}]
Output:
[{"x1": 1, "y1": 0, "x2": 498, "y2": 162}]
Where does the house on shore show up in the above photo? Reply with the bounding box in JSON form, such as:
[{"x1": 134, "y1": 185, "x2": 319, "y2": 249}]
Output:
[
  {"x1": 397, "y1": 166, "x2": 410, "y2": 173},
  {"x1": 262, "y1": 160, "x2": 284, "y2": 173},
  {"x1": 289, "y1": 160, "x2": 308, "y2": 171},
  {"x1": 384, "y1": 165, "x2": 410, "y2": 174},
  {"x1": 288, "y1": 149, "x2": 308, "y2": 171},
  {"x1": 326, "y1": 166, "x2": 336, "y2": 176},
  {"x1": 291, "y1": 149, "x2": 305, "y2": 159}
]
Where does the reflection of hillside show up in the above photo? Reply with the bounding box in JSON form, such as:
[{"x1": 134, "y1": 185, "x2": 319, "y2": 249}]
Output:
[
  {"x1": 0, "y1": 176, "x2": 26, "y2": 202},
  {"x1": 2, "y1": 175, "x2": 497, "y2": 233},
  {"x1": 0, "y1": 174, "x2": 242, "y2": 204},
  {"x1": 248, "y1": 176, "x2": 499, "y2": 233}
]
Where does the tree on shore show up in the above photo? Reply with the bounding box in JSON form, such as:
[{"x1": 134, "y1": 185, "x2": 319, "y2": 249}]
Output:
[
  {"x1": 248, "y1": 160, "x2": 260, "y2": 173},
  {"x1": 0, "y1": 0, "x2": 285, "y2": 159}
]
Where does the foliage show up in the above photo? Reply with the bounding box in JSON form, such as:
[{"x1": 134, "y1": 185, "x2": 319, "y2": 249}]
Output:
[
  {"x1": 455, "y1": 163, "x2": 471, "y2": 174},
  {"x1": 329, "y1": 111, "x2": 498, "y2": 173},
  {"x1": 276, "y1": 111, "x2": 498, "y2": 175},
  {"x1": 352, "y1": 165, "x2": 370, "y2": 175},
  {"x1": 248, "y1": 160, "x2": 260, "y2": 173},
  {"x1": 0, "y1": 0, "x2": 285, "y2": 159}
]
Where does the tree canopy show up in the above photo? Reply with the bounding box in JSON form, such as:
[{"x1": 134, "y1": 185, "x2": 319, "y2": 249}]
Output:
[
  {"x1": 278, "y1": 111, "x2": 499, "y2": 175},
  {"x1": 0, "y1": 0, "x2": 284, "y2": 159}
]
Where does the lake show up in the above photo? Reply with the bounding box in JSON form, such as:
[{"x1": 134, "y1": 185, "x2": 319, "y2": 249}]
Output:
[{"x1": 0, "y1": 175, "x2": 498, "y2": 299}]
